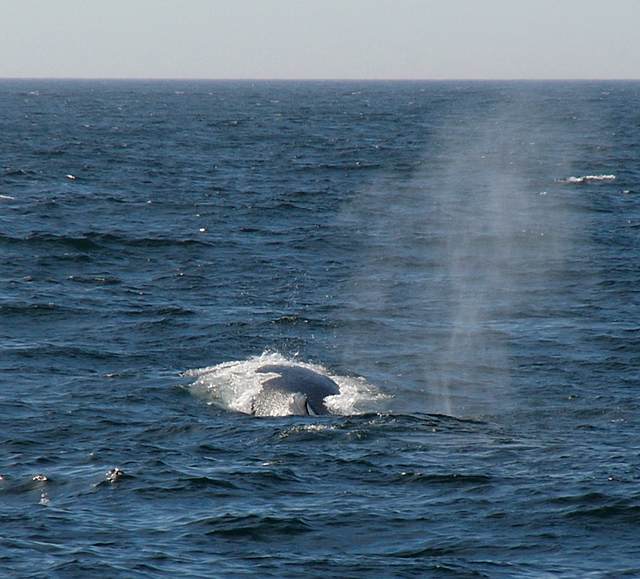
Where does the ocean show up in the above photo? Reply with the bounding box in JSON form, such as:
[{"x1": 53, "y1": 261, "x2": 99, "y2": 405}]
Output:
[{"x1": 1, "y1": 79, "x2": 639, "y2": 577}]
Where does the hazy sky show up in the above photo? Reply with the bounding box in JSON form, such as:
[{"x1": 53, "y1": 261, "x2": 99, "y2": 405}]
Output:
[{"x1": 2, "y1": 0, "x2": 638, "y2": 79}]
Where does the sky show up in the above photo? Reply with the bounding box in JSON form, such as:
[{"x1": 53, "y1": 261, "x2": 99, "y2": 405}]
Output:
[{"x1": 1, "y1": 0, "x2": 639, "y2": 79}]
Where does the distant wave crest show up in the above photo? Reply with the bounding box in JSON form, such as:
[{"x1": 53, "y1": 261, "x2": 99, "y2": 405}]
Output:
[{"x1": 557, "y1": 174, "x2": 616, "y2": 184}]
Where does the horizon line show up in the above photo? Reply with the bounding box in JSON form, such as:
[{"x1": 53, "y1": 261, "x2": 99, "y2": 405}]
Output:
[{"x1": 1, "y1": 76, "x2": 639, "y2": 82}]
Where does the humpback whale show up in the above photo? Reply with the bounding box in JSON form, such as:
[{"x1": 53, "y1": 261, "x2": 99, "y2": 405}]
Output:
[{"x1": 252, "y1": 364, "x2": 340, "y2": 416}]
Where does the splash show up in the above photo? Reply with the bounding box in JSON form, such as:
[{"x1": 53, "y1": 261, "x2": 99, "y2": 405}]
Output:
[
  {"x1": 185, "y1": 352, "x2": 387, "y2": 417},
  {"x1": 557, "y1": 174, "x2": 616, "y2": 184}
]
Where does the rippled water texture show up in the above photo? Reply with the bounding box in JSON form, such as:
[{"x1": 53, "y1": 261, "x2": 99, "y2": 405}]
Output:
[{"x1": 1, "y1": 80, "x2": 640, "y2": 577}]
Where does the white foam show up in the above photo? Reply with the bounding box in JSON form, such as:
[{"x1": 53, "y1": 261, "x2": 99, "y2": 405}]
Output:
[
  {"x1": 185, "y1": 351, "x2": 388, "y2": 417},
  {"x1": 558, "y1": 174, "x2": 616, "y2": 184}
]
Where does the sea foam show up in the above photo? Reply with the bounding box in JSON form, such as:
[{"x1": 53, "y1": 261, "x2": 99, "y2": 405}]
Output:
[
  {"x1": 558, "y1": 174, "x2": 616, "y2": 184},
  {"x1": 185, "y1": 352, "x2": 387, "y2": 417}
]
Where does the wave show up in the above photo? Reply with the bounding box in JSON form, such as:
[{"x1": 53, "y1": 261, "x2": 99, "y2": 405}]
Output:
[
  {"x1": 390, "y1": 471, "x2": 492, "y2": 485},
  {"x1": 68, "y1": 274, "x2": 121, "y2": 285},
  {"x1": 3, "y1": 168, "x2": 37, "y2": 177},
  {"x1": 0, "y1": 302, "x2": 89, "y2": 317},
  {"x1": 185, "y1": 513, "x2": 313, "y2": 539},
  {"x1": 564, "y1": 500, "x2": 640, "y2": 523},
  {"x1": 293, "y1": 161, "x2": 382, "y2": 171},
  {"x1": 557, "y1": 174, "x2": 616, "y2": 184},
  {"x1": 0, "y1": 232, "x2": 213, "y2": 251},
  {"x1": 185, "y1": 352, "x2": 387, "y2": 417}
]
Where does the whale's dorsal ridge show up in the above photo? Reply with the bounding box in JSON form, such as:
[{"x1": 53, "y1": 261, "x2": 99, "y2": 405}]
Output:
[{"x1": 254, "y1": 364, "x2": 339, "y2": 415}]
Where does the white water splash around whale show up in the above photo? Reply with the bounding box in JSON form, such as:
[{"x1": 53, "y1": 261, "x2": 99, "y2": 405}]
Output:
[{"x1": 185, "y1": 352, "x2": 388, "y2": 417}]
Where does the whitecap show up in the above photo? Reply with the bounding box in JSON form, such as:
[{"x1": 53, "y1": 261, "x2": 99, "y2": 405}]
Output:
[{"x1": 558, "y1": 174, "x2": 616, "y2": 184}]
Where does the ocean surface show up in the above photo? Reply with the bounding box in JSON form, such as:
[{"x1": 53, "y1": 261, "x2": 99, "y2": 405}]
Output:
[{"x1": 1, "y1": 80, "x2": 639, "y2": 577}]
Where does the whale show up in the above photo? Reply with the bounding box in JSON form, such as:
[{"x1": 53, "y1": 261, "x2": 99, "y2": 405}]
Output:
[{"x1": 252, "y1": 364, "x2": 340, "y2": 416}]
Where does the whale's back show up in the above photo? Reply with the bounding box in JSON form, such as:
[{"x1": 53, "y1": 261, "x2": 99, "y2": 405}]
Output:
[{"x1": 255, "y1": 364, "x2": 340, "y2": 415}]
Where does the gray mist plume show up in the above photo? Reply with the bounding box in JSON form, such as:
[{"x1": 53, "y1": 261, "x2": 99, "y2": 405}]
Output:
[{"x1": 339, "y1": 94, "x2": 577, "y2": 417}]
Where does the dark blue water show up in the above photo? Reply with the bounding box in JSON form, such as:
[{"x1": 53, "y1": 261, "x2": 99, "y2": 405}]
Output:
[{"x1": 2, "y1": 80, "x2": 639, "y2": 577}]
